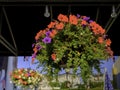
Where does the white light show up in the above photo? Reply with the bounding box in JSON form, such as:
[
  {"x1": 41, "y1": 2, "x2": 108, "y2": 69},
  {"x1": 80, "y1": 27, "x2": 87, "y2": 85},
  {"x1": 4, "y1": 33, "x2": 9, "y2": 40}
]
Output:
[
  {"x1": 111, "y1": 5, "x2": 117, "y2": 18},
  {"x1": 44, "y1": 5, "x2": 50, "y2": 18}
]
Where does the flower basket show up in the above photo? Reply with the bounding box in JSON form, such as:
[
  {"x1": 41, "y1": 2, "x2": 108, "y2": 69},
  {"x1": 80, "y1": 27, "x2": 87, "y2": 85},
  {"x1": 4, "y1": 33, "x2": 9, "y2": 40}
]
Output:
[
  {"x1": 32, "y1": 14, "x2": 113, "y2": 83},
  {"x1": 10, "y1": 68, "x2": 43, "y2": 89}
]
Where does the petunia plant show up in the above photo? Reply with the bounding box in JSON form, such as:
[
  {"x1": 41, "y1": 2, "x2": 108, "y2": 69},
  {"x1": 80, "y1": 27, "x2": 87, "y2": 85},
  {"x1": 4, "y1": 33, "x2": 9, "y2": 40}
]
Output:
[
  {"x1": 32, "y1": 14, "x2": 113, "y2": 83},
  {"x1": 10, "y1": 68, "x2": 43, "y2": 88}
]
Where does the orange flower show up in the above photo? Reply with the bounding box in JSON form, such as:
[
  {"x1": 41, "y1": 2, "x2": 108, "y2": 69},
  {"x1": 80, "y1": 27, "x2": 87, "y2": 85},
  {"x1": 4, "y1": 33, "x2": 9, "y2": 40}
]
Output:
[
  {"x1": 90, "y1": 21, "x2": 105, "y2": 35},
  {"x1": 106, "y1": 47, "x2": 113, "y2": 57},
  {"x1": 51, "y1": 53, "x2": 56, "y2": 60},
  {"x1": 98, "y1": 26, "x2": 105, "y2": 34},
  {"x1": 55, "y1": 22, "x2": 64, "y2": 30},
  {"x1": 32, "y1": 57, "x2": 35, "y2": 64},
  {"x1": 42, "y1": 29, "x2": 47, "y2": 34},
  {"x1": 98, "y1": 37, "x2": 104, "y2": 44},
  {"x1": 33, "y1": 47, "x2": 38, "y2": 53},
  {"x1": 18, "y1": 71, "x2": 22, "y2": 74},
  {"x1": 35, "y1": 30, "x2": 43, "y2": 40},
  {"x1": 30, "y1": 72, "x2": 35, "y2": 76},
  {"x1": 81, "y1": 20, "x2": 87, "y2": 25},
  {"x1": 49, "y1": 33, "x2": 54, "y2": 38},
  {"x1": 14, "y1": 75, "x2": 19, "y2": 79},
  {"x1": 48, "y1": 21, "x2": 56, "y2": 29},
  {"x1": 24, "y1": 73, "x2": 29, "y2": 77},
  {"x1": 81, "y1": 16, "x2": 87, "y2": 19},
  {"x1": 106, "y1": 39, "x2": 111, "y2": 46},
  {"x1": 23, "y1": 81, "x2": 27, "y2": 85},
  {"x1": 89, "y1": 21, "x2": 96, "y2": 27},
  {"x1": 50, "y1": 29, "x2": 57, "y2": 38},
  {"x1": 58, "y1": 14, "x2": 68, "y2": 22},
  {"x1": 69, "y1": 15, "x2": 78, "y2": 25},
  {"x1": 52, "y1": 29, "x2": 57, "y2": 35},
  {"x1": 19, "y1": 79, "x2": 23, "y2": 83}
]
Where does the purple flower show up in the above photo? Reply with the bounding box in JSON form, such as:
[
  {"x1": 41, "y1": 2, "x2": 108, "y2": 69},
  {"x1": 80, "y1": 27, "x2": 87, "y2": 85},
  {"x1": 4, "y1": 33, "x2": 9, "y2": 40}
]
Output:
[
  {"x1": 77, "y1": 14, "x2": 80, "y2": 18},
  {"x1": 83, "y1": 17, "x2": 90, "y2": 21},
  {"x1": 103, "y1": 35, "x2": 108, "y2": 39},
  {"x1": 89, "y1": 20, "x2": 93, "y2": 23},
  {"x1": 32, "y1": 53, "x2": 36, "y2": 58},
  {"x1": 32, "y1": 43, "x2": 35, "y2": 48},
  {"x1": 42, "y1": 37, "x2": 51, "y2": 44},
  {"x1": 104, "y1": 72, "x2": 114, "y2": 90},
  {"x1": 46, "y1": 31, "x2": 51, "y2": 36},
  {"x1": 36, "y1": 44, "x2": 42, "y2": 50},
  {"x1": 27, "y1": 72, "x2": 31, "y2": 77}
]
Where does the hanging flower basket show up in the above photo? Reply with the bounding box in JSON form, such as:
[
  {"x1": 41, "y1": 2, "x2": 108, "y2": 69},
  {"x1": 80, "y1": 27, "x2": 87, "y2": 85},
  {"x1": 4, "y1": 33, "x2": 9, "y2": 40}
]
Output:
[
  {"x1": 10, "y1": 68, "x2": 43, "y2": 89},
  {"x1": 32, "y1": 14, "x2": 113, "y2": 82}
]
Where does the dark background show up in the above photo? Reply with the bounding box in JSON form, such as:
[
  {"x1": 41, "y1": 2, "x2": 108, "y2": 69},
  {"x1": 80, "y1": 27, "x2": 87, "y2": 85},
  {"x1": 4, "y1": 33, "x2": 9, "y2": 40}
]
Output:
[{"x1": 0, "y1": 0, "x2": 120, "y2": 56}]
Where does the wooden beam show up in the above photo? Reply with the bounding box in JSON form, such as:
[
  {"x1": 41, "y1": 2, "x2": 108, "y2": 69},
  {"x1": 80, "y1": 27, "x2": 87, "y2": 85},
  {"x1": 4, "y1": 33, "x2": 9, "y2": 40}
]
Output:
[
  {"x1": 0, "y1": 0, "x2": 119, "y2": 6},
  {"x1": 0, "y1": 0, "x2": 120, "y2": 3}
]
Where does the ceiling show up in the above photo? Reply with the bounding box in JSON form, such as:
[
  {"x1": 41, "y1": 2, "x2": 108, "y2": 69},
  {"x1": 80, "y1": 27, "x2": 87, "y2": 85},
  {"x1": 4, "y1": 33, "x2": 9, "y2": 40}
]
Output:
[{"x1": 0, "y1": 0, "x2": 120, "y2": 56}]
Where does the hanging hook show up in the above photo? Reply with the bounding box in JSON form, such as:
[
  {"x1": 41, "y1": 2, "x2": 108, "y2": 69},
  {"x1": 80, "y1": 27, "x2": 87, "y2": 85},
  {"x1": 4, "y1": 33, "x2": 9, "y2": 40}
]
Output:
[
  {"x1": 111, "y1": 5, "x2": 117, "y2": 18},
  {"x1": 44, "y1": 5, "x2": 50, "y2": 18},
  {"x1": 68, "y1": 5, "x2": 71, "y2": 16}
]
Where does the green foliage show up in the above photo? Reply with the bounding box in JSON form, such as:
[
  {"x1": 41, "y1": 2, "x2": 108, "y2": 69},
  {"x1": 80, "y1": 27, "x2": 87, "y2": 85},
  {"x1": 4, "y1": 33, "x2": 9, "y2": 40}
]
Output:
[
  {"x1": 89, "y1": 81, "x2": 103, "y2": 88},
  {"x1": 49, "y1": 82, "x2": 61, "y2": 87},
  {"x1": 60, "y1": 81, "x2": 72, "y2": 89},
  {"x1": 90, "y1": 87, "x2": 103, "y2": 90},
  {"x1": 75, "y1": 84, "x2": 86, "y2": 90}
]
